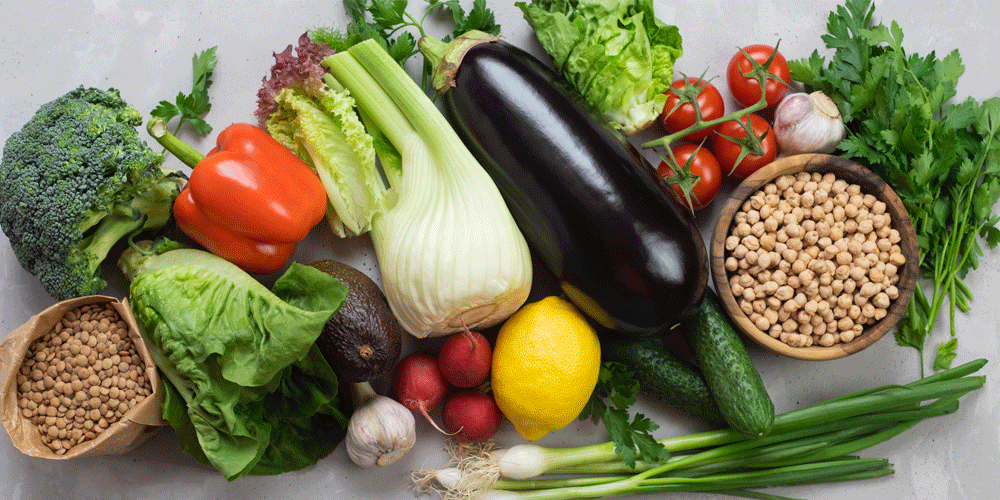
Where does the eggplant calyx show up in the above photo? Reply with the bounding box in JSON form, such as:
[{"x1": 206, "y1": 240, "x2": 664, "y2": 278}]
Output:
[{"x1": 419, "y1": 30, "x2": 499, "y2": 95}]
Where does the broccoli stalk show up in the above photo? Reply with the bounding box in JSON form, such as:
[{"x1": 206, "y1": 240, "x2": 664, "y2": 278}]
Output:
[{"x1": 0, "y1": 86, "x2": 186, "y2": 300}]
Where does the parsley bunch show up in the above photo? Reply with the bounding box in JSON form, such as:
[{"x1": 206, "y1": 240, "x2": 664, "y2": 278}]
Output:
[
  {"x1": 790, "y1": 0, "x2": 1000, "y2": 374},
  {"x1": 310, "y1": 0, "x2": 499, "y2": 81}
]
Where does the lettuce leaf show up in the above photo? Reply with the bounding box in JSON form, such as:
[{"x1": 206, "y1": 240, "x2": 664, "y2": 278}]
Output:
[
  {"x1": 128, "y1": 248, "x2": 348, "y2": 480},
  {"x1": 268, "y1": 85, "x2": 389, "y2": 238},
  {"x1": 517, "y1": 0, "x2": 683, "y2": 136}
]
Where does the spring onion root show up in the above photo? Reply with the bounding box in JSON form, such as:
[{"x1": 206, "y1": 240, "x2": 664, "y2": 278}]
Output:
[{"x1": 414, "y1": 359, "x2": 987, "y2": 499}]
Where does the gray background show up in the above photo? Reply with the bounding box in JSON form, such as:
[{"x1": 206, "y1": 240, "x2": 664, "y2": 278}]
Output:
[{"x1": 1, "y1": 1, "x2": 997, "y2": 499}]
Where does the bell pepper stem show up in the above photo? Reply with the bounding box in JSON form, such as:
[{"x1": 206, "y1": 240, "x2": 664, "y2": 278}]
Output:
[{"x1": 147, "y1": 116, "x2": 207, "y2": 168}]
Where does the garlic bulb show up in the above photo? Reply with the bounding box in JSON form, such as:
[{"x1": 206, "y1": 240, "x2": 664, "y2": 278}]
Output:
[
  {"x1": 773, "y1": 91, "x2": 845, "y2": 155},
  {"x1": 345, "y1": 381, "x2": 416, "y2": 467}
]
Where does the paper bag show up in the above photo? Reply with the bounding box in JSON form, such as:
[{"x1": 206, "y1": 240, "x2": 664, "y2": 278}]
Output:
[{"x1": 0, "y1": 295, "x2": 166, "y2": 459}]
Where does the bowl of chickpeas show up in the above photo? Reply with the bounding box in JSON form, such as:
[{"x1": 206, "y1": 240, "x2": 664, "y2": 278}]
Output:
[{"x1": 711, "y1": 153, "x2": 919, "y2": 360}]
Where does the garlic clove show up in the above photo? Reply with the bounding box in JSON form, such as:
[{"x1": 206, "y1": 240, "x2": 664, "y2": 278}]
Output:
[{"x1": 773, "y1": 91, "x2": 845, "y2": 155}]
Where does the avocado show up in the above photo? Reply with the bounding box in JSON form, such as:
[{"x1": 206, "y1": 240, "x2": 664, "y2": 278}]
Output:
[{"x1": 309, "y1": 260, "x2": 402, "y2": 383}]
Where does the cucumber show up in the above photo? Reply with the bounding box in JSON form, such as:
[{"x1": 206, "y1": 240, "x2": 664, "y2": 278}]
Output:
[
  {"x1": 614, "y1": 339, "x2": 726, "y2": 425},
  {"x1": 682, "y1": 288, "x2": 775, "y2": 438}
]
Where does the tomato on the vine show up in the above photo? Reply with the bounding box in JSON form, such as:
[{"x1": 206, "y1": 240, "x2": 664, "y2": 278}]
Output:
[
  {"x1": 659, "y1": 77, "x2": 725, "y2": 142},
  {"x1": 713, "y1": 113, "x2": 777, "y2": 178},
  {"x1": 657, "y1": 144, "x2": 722, "y2": 210},
  {"x1": 726, "y1": 44, "x2": 789, "y2": 108}
]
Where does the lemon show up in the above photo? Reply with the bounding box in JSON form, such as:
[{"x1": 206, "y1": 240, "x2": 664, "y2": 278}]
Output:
[{"x1": 491, "y1": 296, "x2": 601, "y2": 441}]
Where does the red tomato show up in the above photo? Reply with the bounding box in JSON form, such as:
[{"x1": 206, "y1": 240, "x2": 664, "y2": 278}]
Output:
[
  {"x1": 713, "y1": 113, "x2": 777, "y2": 178},
  {"x1": 726, "y1": 44, "x2": 790, "y2": 108},
  {"x1": 656, "y1": 144, "x2": 722, "y2": 210},
  {"x1": 659, "y1": 77, "x2": 726, "y2": 142}
]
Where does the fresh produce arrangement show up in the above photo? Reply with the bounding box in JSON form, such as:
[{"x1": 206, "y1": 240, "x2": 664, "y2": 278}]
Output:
[{"x1": 0, "y1": 0, "x2": 996, "y2": 499}]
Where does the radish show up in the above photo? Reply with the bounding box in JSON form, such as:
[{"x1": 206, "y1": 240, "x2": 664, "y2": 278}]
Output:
[
  {"x1": 393, "y1": 352, "x2": 448, "y2": 434},
  {"x1": 437, "y1": 325, "x2": 492, "y2": 388},
  {"x1": 441, "y1": 391, "x2": 503, "y2": 443}
]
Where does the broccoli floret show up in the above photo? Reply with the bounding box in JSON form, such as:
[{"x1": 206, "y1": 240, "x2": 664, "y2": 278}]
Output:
[{"x1": 0, "y1": 86, "x2": 186, "y2": 300}]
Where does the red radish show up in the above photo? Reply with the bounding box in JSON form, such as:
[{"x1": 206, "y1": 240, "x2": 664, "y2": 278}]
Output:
[
  {"x1": 437, "y1": 325, "x2": 492, "y2": 388},
  {"x1": 393, "y1": 352, "x2": 448, "y2": 434},
  {"x1": 441, "y1": 391, "x2": 503, "y2": 443}
]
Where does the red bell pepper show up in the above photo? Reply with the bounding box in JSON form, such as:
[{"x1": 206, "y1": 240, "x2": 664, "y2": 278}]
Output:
[{"x1": 148, "y1": 119, "x2": 327, "y2": 274}]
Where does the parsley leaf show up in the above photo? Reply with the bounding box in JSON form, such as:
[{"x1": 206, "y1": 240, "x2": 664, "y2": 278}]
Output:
[
  {"x1": 433, "y1": 0, "x2": 500, "y2": 40},
  {"x1": 151, "y1": 46, "x2": 218, "y2": 136},
  {"x1": 580, "y1": 362, "x2": 670, "y2": 469}
]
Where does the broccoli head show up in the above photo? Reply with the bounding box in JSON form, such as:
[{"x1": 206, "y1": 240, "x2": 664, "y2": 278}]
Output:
[{"x1": 0, "y1": 86, "x2": 186, "y2": 300}]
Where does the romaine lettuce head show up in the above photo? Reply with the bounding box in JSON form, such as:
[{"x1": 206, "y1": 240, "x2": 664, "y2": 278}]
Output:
[
  {"x1": 518, "y1": 0, "x2": 683, "y2": 135},
  {"x1": 128, "y1": 248, "x2": 348, "y2": 480}
]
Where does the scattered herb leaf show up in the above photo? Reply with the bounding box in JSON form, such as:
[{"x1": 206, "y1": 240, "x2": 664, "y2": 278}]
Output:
[
  {"x1": 151, "y1": 46, "x2": 218, "y2": 136},
  {"x1": 580, "y1": 362, "x2": 670, "y2": 469},
  {"x1": 934, "y1": 338, "x2": 958, "y2": 371}
]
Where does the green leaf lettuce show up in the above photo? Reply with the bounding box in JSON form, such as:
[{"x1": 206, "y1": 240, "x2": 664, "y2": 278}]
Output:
[{"x1": 517, "y1": 0, "x2": 683, "y2": 136}]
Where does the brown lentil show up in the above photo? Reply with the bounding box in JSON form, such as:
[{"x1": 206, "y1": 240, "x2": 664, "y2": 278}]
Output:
[
  {"x1": 16, "y1": 302, "x2": 152, "y2": 455},
  {"x1": 727, "y1": 171, "x2": 906, "y2": 348}
]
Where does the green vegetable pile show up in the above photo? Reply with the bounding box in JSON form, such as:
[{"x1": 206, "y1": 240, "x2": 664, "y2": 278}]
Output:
[
  {"x1": 789, "y1": 0, "x2": 1000, "y2": 373},
  {"x1": 119, "y1": 241, "x2": 349, "y2": 480},
  {"x1": 0, "y1": 86, "x2": 185, "y2": 300}
]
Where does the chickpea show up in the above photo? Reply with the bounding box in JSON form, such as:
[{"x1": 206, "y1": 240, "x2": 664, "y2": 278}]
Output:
[
  {"x1": 760, "y1": 233, "x2": 778, "y2": 251},
  {"x1": 872, "y1": 292, "x2": 891, "y2": 309},
  {"x1": 725, "y1": 256, "x2": 739, "y2": 272},
  {"x1": 814, "y1": 320, "x2": 827, "y2": 336},
  {"x1": 755, "y1": 315, "x2": 771, "y2": 331},
  {"x1": 775, "y1": 285, "x2": 795, "y2": 301},
  {"x1": 838, "y1": 316, "x2": 855, "y2": 332},
  {"x1": 889, "y1": 252, "x2": 907, "y2": 266},
  {"x1": 757, "y1": 251, "x2": 774, "y2": 269},
  {"x1": 768, "y1": 324, "x2": 783, "y2": 338}
]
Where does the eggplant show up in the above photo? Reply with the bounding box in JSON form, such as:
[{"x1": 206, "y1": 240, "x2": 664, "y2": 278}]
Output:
[{"x1": 419, "y1": 32, "x2": 708, "y2": 336}]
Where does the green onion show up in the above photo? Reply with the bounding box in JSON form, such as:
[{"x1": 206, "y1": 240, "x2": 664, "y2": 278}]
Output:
[{"x1": 413, "y1": 359, "x2": 986, "y2": 499}]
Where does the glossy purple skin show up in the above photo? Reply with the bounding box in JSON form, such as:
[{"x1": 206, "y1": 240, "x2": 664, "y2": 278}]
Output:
[{"x1": 438, "y1": 40, "x2": 708, "y2": 336}]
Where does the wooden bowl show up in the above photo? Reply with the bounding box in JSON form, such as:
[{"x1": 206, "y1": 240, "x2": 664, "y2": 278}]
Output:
[{"x1": 711, "y1": 154, "x2": 919, "y2": 360}]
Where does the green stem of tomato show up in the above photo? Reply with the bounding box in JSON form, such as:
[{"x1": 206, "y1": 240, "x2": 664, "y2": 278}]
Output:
[{"x1": 642, "y1": 98, "x2": 766, "y2": 150}]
